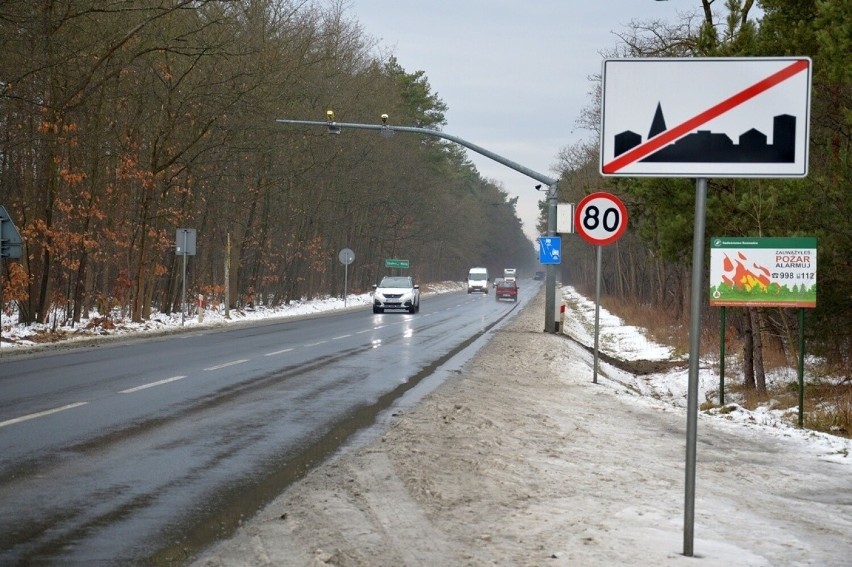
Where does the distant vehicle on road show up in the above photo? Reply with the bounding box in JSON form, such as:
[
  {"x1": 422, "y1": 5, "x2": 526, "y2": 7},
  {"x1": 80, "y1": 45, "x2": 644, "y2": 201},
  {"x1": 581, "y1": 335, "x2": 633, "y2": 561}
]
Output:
[
  {"x1": 503, "y1": 268, "x2": 517, "y2": 282},
  {"x1": 495, "y1": 279, "x2": 518, "y2": 302},
  {"x1": 372, "y1": 276, "x2": 420, "y2": 313},
  {"x1": 467, "y1": 267, "x2": 489, "y2": 294},
  {"x1": 533, "y1": 271, "x2": 545, "y2": 281}
]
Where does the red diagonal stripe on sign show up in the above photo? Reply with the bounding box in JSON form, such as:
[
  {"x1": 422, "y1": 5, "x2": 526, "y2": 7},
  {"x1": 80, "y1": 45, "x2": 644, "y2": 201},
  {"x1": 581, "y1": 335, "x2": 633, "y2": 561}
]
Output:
[{"x1": 602, "y1": 59, "x2": 809, "y2": 174}]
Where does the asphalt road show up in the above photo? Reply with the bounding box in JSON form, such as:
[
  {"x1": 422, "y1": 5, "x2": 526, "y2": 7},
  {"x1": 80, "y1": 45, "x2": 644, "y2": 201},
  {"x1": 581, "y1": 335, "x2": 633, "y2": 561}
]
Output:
[{"x1": 0, "y1": 284, "x2": 534, "y2": 564}]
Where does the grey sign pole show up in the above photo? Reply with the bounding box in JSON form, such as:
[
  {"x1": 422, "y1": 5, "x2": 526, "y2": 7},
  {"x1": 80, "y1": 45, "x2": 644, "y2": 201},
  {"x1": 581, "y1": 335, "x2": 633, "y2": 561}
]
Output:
[
  {"x1": 181, "y1": 231, "x2": 187, "y2": 326},
  {"x1": 338, "y1": 248, "x2": 355, "y2": 307},
  {"x1": 276, "y1": 117, "x2": 561, "y2": 333},
  {"x1": 683, "y1": 177, "x2": 708, "y2": 556},
  {"x1": 175, "y1": 228, "x2": 197, "y2": 326},
  {"x1": 593, "y1": 246, "x2": 602, "y2": 384}
]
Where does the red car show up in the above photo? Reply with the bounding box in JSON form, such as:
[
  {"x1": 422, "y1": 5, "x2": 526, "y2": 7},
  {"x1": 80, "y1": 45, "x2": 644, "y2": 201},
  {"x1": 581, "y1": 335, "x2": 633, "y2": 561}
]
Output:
[{"x1": 495, "y1": 280, "x2": 518, "y2": 302}]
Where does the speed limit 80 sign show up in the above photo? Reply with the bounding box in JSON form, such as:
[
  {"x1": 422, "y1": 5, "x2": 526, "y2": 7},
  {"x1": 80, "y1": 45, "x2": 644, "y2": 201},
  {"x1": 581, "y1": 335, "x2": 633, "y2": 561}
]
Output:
[{"x1": 574, "y1": 192, "x2": 628, "y2": 246}]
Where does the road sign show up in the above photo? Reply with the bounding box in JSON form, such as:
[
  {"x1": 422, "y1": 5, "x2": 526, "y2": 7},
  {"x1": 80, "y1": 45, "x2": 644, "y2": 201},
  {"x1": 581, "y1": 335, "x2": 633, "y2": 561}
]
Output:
[
  {"x1": 175, "y1": 228, "x2": 197, "y2": 256},
  {"x1": 338, "y1": 248, "x2": 355, "y2": 265},
  {"x1": 600, "y1": 57, "x2": 812, "y2": 178},
  {"x1": 538, "y1": 236, "x2": 561, "y2": 264},
  {"x1": 385, "y1": 258, "x2": 409, "y2": 269},
  {"x1": 709, "y1": 236, "x2": 816, "y2": 308},
  {"x1": 556, "y1": 203, "x2": 574, "y2": 234},
  {"x1": 574, "y1": 193, "x2": 628, "y2": 246},
  {"x1": 0, "y1": 205, "x2": 23, "y2": 259}
]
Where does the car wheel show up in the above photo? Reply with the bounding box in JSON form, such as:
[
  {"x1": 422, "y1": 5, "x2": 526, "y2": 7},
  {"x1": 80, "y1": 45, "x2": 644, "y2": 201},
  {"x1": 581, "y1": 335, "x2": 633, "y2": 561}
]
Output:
[{"x1": 373, "y1": 306, "x2": 383, "y2": 314}]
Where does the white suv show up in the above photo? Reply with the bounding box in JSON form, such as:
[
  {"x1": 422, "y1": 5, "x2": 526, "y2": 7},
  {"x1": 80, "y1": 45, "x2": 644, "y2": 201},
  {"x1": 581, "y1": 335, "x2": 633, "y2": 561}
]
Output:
[{"x1": 372, "y1": 276, "x2": 420, "y2": 314}]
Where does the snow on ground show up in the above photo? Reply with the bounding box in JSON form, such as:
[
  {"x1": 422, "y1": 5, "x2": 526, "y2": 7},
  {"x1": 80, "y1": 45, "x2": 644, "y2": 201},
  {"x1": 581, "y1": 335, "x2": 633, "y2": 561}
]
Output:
[
  {"x1": 558, "y1": 285, "x2": 851, "y2": 467},
  {"x1": 189, "y1": 282, "x2": 851, "y2": 567}
]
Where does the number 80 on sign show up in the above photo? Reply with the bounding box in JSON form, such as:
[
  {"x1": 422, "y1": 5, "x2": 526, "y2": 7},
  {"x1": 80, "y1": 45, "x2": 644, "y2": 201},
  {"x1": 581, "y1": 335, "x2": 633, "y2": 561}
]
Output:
[{"x1": 573, "y1": 192, "x2": 628, "y2": 246}]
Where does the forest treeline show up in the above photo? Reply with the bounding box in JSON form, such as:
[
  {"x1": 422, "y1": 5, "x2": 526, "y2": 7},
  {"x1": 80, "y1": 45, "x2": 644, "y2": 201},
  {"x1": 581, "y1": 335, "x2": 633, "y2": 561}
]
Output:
[
  {"x1": 1, "y1": 1, "x2": 849, "y2": 379},
  {"x1": 0, "y1": 0, "x2": 534, "y2": 325},
  {"x1": 554, "y1": 0, "x2": 850, "y2": 378}
]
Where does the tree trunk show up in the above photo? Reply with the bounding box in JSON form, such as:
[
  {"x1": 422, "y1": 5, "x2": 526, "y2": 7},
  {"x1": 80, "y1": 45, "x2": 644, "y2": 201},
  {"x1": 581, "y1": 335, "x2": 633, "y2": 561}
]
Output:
[
  {"x1": 742, "y1": 309, "x2": 755, "y2": 389},
  {"x1": 751, "y1": 308, "x2": 767, "y2": 394}
]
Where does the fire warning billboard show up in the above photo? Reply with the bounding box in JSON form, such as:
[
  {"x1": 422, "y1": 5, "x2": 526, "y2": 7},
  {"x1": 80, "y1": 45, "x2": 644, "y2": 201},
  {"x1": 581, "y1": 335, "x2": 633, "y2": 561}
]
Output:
[{"x1": 709, "y1": 237, "x2": 817, "y2": 308}]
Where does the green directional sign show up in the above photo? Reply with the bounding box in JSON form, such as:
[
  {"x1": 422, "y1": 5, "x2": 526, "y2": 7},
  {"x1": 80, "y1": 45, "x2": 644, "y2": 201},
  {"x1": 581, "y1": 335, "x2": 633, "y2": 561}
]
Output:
[{"x1": 385, "y1": 258, "x2": 409, "y2": 269}]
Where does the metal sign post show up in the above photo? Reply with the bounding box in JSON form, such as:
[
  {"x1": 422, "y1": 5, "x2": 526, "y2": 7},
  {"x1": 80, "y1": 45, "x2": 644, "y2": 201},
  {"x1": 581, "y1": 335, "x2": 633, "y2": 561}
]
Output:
[
  {"x1": 339, "y1": 248, "x2": 355, "y2": 307},
  {"x1": 175, "y1": 228, "x2": 197, "y2": 326},
  {"x1": 601, "y1": 56, "x2": 812, "y2": 558},
  {"x1": 574, "y1": 192, "x2": 629, "y2": 384}
]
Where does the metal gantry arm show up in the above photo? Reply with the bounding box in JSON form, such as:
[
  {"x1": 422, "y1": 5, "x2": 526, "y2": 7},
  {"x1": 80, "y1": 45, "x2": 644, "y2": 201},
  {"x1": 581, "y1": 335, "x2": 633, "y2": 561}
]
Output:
[{"x1": 275, "y1": 117, "x2": 561, "y2": 332}]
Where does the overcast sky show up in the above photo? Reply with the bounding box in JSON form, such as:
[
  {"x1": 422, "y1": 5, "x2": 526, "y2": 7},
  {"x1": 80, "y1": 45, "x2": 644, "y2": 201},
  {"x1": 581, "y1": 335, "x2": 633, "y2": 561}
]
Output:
[{"x1": 345, "y1": 0, "x2": 691, "y2": 241}]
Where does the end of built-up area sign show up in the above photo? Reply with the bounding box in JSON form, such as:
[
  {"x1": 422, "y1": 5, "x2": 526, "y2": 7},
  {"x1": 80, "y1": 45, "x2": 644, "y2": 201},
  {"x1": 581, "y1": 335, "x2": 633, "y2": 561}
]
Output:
[{"x1": 599, "y1": 57, "x2": 812, "y2": 178}]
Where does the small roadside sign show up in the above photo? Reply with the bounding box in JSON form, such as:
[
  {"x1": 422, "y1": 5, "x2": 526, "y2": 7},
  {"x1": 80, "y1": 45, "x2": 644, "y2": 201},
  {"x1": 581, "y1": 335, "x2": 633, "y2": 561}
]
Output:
[
  {"x1": 385, "y1": 258, "x2": 409, "y2": 269},
  {"x1": 175, "y1": 228, "x2": 197, "y2": 256},
  {"x1": 556, "y1": 203, "x2": 574, "y2": 234},
  {"x1": 338, "y1": 248, "x2": 355, "y2": 265},
  {"x1": 600, "y1": 57, "x2": 812, "y2": 178},
  {"x1": 574, "y1": 193, "x2": 628, "y2": 246},
  {"x1": 0, "y1": 205, "x2": 23, "y2": 259},
  {"x1": 538, "y1": 236, "x2": 561, "y2": 265}
]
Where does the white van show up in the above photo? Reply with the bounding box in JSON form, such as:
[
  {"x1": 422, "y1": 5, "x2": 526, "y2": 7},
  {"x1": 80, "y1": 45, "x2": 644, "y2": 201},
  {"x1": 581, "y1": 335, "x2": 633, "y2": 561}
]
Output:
[{"x1": 467, "y1": 267, "x2": 489, "y2": 294}]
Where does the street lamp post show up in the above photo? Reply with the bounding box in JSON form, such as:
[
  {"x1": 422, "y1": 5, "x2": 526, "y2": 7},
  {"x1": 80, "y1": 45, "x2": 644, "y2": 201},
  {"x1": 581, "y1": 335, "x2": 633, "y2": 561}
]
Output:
[{"x1": 276, "y1": 116, "x2": 561, "y2": 332}]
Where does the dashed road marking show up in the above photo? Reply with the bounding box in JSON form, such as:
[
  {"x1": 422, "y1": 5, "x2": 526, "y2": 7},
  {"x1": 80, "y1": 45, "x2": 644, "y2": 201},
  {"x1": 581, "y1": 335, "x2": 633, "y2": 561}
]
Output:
[
  {"x1": 204, "y1": 359, "x2": 248, "y2": 371},
  {"x1": 119, "y1": 375, "x2": 186, "y2": 394},
  {"x1": 0, "y1": 402, "x2": 89, "y2": 428},
  {"x1": 264, "y1": 347, "x2": 294, "y2": 356}
]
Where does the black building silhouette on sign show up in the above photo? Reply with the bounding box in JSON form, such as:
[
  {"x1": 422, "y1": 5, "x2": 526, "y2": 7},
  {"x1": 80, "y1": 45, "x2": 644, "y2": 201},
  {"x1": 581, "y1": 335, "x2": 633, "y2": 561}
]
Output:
[{"x1": 614, "y1": 104, "x2": 796, "y2": 163}]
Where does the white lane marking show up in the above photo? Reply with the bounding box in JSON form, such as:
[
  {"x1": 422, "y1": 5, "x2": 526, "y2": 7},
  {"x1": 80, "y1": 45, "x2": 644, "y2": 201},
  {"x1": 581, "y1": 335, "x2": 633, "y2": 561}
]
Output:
[
  {"x1": 0, "y1": 402, "x2": 89, "y2": 428},
  {"x1": 204, "y1": 359, "x2": 249, "y2": 371},
  {"x1": 119, "y1": 375, "x2": 187, "y2": 394},
  {"x1": 303, "y1": 340, "x2": 327, "y2": 347},
  {"x1": 356, "y1": 329, "x2": 371, "y2": 334},
  {"x1": 332, "y1": 334, "x2": 351, "y2": 340},
  {"x1": 264, "y1": 347, "x2": 294, "y2": 356}
]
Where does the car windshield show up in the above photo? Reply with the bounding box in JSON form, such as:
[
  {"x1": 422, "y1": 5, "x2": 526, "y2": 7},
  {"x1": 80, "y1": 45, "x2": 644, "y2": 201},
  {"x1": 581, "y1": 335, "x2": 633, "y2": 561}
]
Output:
[{"x1": 378, "y1": 277, "x2": 413, "y2": 288}]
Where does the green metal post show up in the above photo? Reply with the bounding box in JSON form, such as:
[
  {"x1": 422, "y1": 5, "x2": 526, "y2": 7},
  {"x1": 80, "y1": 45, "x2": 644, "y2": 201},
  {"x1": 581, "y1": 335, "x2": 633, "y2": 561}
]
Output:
[
  {"x1": 719, "y1": 306, "x2": 726, "y2": 405},
  {"x1": 798, "y1": 308, "x2": 805, "y2": 428}
]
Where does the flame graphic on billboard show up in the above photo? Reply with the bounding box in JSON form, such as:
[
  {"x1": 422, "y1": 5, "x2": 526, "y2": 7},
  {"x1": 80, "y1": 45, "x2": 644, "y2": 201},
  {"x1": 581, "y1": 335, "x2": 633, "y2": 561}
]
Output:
[{"x1": 721, "y1": 252, "x2": 772, "y2": 292}]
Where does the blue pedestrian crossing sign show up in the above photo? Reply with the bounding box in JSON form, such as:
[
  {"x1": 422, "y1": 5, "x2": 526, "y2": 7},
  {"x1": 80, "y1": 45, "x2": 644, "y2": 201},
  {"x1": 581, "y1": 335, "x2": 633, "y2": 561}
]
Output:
[{"x1": 538, "y1": 236, "x2": 561, "y2": 265}]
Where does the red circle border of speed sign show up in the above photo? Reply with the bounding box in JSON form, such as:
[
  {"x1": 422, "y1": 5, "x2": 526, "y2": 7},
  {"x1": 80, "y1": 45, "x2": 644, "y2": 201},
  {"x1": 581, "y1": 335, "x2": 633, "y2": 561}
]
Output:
[{"x1": 574, "y1": 192, "x2": 628, "y2": 246}]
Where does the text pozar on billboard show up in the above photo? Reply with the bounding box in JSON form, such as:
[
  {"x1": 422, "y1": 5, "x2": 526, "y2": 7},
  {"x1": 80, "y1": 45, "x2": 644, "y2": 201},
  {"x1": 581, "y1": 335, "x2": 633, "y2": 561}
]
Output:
[{"x1": 709, "y1": 237, "x2": 817, "y2": 308}]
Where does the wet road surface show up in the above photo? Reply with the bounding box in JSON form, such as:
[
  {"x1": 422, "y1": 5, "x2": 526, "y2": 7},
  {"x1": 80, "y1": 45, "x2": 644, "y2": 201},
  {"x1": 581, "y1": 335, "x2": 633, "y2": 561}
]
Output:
[{"x1": 0, "y1": 286, "x2": 535, "y2": 564}]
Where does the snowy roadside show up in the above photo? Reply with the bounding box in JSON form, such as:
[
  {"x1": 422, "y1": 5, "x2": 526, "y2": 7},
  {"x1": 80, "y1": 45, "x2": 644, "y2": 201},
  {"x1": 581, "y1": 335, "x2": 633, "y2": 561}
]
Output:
[
  {"x1": 0, "y1": 282, "x2": 465, "y2": 351},
  {"x1": 557, "y1": 285, "x2": 851, "y2": 465},
  {"x1": 190, "y1": 286, "x2": 852, "y2": 567}
]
